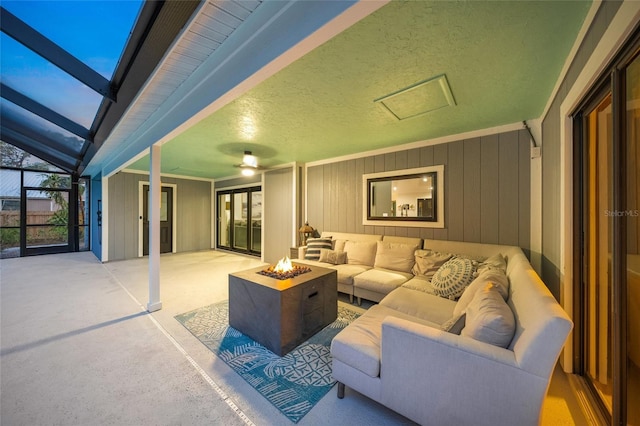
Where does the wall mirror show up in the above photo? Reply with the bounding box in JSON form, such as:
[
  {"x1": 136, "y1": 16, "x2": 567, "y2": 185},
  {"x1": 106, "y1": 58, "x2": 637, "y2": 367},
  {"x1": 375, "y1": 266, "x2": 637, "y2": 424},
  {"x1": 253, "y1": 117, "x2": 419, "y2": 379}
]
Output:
[{"x1": 362, "y1": 165, "x2": 444, "y2": 228}]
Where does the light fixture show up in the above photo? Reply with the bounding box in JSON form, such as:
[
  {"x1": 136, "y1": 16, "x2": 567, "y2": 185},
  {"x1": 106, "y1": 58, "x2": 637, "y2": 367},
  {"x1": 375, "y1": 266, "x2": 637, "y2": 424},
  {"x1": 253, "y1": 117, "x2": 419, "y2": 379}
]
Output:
[
  {"x1": 242, "y1": 151, "x2": 258, "y2": 168},
  {"x1": 298, "y1": 222, "x2": 315, "y2": 246},
  {"x1": 237, "y1": 150, "x2": 260, "y2": 176}
]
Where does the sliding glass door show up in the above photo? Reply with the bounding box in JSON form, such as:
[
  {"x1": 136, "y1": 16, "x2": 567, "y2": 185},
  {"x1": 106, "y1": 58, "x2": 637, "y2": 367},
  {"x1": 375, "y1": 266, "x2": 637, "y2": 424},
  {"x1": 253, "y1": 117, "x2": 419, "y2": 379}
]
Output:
[
  {"x1": 216, "y1": 186, "x2": 261, "y2": 256},
  {"x1": 574, "y1": 36, "x2": 639, "y2": 424},
  {"x1": 624, "y1": 51, "x2": 640, "y2": 425},
  {"x1": 581, "y1": 92, "x2": 614, "y2": 414}
]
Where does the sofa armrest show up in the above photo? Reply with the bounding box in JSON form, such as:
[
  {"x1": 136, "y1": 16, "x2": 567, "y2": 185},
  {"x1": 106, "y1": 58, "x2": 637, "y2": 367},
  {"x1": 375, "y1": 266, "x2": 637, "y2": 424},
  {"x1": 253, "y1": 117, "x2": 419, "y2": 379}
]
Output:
[
  {"x1": 380, "y1": 316, "x2": 547, "y2": 426},
  {"x1": 298, "y1": 246, "x2": 307, "y2": 259}
]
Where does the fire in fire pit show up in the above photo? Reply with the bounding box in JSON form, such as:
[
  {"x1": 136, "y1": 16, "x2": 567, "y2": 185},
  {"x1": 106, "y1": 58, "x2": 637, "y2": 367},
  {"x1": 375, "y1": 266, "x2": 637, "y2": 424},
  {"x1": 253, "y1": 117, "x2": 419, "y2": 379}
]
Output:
[{"x1": 258, "y1": 256, "x2": 311, "y2": 280}]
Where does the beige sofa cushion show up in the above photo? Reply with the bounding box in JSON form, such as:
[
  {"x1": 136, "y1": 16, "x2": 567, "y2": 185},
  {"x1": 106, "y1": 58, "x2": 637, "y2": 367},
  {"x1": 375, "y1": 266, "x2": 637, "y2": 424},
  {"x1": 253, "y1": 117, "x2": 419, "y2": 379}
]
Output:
[
  {"x1": 353, "y1": 268, "x2": 413, "y2": 295},
  {"x1": 331, "y1": 304, "x2": 439, "y2": 378},
  {"x1": 333, "y1": 264, "x2": 371, "y2": 285},
  {"x1": 380, "y1": 287, "x2": 456, "y2": 325},
  {"x1": 344, "y1": 240, "x2": 377, "y2": 266},
  {"x1": 373, "y1": 241, "x2": 419, "y2": 273},
  {"x1": 401, "y1": 276, "x2": 436, "y2": 294},
  {"x1": 293, "y1": 259, "x2": 370, "y2": 285}
]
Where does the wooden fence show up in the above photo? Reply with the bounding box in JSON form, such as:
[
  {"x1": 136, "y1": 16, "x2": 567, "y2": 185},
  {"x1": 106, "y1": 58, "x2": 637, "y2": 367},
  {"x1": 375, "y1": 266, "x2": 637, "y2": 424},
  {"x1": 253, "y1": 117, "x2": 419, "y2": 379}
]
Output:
[{"x1": 0, "y1": 211, "x2": 66, "y2": 247}]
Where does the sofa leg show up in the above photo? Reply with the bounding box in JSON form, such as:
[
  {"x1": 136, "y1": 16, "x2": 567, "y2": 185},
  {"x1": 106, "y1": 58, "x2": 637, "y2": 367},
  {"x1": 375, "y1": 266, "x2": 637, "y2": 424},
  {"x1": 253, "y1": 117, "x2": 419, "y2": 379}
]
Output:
[
  {"x1": 337, "y1": 382, "x2": 345, "y2": 399},
  {"x1": 357, "y1": 297, "x2": 362, "y2": 306},
  {"x1": 349, "y1": 294, "x2": 353, "y2": 303}
]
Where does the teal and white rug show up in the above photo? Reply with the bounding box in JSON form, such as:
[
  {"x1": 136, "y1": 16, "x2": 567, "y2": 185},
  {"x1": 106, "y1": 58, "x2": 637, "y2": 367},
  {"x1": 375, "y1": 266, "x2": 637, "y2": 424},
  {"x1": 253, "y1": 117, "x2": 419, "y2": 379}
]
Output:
[{"x1": 175, "y1": 301, "x2": 360, "y2": 423}]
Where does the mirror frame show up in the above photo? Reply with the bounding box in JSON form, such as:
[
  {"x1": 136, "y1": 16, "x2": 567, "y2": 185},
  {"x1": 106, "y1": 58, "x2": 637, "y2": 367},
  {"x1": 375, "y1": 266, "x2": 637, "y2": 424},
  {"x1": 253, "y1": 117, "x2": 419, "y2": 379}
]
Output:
[{"x1": 362, "y1": 165, "x2": 444, "y2": 228}]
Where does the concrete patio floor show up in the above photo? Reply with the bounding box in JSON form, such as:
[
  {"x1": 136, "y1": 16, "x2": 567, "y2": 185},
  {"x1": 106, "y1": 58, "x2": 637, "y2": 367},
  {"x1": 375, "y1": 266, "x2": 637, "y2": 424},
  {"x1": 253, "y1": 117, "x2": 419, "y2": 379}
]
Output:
[{"x1": 1, "y1": 250, "x2": 588, "y2": 425}]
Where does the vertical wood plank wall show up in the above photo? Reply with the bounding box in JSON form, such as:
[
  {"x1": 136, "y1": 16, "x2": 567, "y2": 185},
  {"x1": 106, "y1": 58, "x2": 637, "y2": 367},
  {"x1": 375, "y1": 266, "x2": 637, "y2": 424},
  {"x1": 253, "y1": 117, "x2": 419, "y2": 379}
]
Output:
[
  {"x1": 108, "y1": 172, "x2": 212, "y2": 261},
  {"x1": 540, "y1": 1, "x2": 621, "y2": 298},
  {"x1": 306, "y1": 129, "x2": 531, "y2": 251},
  {"x1": 264, "y1": 167, "x2": 294, "y2": 264}
]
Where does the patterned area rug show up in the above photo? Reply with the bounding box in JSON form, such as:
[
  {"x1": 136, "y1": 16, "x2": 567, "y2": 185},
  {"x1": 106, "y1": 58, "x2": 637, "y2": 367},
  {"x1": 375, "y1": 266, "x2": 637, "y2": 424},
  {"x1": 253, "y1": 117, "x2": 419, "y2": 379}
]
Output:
[{"x1": 175, "y1": 301, "x2": 360, "y2": 423}]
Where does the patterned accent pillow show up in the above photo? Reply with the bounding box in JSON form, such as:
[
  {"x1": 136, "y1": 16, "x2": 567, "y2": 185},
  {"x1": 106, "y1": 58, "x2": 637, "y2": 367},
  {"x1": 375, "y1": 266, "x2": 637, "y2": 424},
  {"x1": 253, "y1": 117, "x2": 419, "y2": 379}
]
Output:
[
  {"x1": 318, "y1": 249, "x2": 347, "y2": 265},
  {"x1": 430, "y1": 257, "x2": 476, "y2": 300},
  {"x1": 304, "y1": 238, "x2": 333, "y2": 261}
]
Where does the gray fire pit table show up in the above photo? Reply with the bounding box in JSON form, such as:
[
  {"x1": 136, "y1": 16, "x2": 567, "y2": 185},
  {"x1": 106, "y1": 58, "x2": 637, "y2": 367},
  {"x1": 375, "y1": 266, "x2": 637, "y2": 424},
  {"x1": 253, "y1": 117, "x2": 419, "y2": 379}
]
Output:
[{"x1": 228, "y1": 264, "x2": 337, "y2": 356}]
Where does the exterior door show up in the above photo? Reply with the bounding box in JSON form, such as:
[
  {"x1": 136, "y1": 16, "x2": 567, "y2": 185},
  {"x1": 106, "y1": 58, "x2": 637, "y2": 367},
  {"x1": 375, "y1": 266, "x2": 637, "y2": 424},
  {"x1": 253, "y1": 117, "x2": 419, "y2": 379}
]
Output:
[
  {"x1": 216, "y1": 186, "x2": 261, "y2": 256},
  {"x1": 142, "y1": 185, "x2": 173, "y2": 255}
]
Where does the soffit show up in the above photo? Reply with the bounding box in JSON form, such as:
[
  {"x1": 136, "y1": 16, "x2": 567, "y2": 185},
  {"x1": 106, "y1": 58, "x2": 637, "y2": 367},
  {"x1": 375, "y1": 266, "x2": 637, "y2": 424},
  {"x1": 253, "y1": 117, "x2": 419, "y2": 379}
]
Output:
[{"x1": 122, "y1": 0, "x2": 592, "y2": 180}]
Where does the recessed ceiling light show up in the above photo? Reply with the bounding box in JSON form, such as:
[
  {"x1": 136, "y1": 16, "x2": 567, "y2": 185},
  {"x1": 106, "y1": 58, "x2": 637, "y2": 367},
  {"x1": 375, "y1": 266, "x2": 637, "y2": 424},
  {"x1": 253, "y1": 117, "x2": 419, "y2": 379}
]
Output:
[{"x1": 375, "y1": 74, "x2": 456, "y2": 121}]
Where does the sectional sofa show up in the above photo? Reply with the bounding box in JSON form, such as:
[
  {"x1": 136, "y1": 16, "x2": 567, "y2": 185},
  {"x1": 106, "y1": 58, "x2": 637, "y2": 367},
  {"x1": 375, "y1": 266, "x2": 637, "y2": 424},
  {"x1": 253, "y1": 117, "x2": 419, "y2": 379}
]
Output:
[{"x1": 297, "y1": 232, "x2": 573, "y2": 425}]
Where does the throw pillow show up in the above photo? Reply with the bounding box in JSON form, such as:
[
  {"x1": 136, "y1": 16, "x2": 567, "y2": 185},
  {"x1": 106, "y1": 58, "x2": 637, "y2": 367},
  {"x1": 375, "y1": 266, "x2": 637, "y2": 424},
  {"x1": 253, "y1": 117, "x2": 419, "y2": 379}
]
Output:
[
  {"x1": 453, "y1": 268, "x2": 510, "y2": 317},
  {"x1": 430, "y1": 257, "x2": 476, "y2": 300},
  {"x1": 333, "y1": 239, "x2": 347, "y2": 252},
  {"x1": 477, "y1": 253, "x2": 507, "y2": 274},
  {"x1": 441, "y1": 313, "x2": 466, "y2": 335},
  {"x1": 411, "y1": 249, "x2": 453, "y2": 280},
  {"x1": 343, "y1": 240, "x2": 377, "y2": 266},
  {"x1": 374, "y1": 241, "x2": 419, "y2": 273},
  {"x1": 318, "y1": 249, "x2": 347, "y2": 265},
  {"x1": 304, "y1": 238, "x2": 333, "y2": 261},
  {"x1": 461, "y1": 283, "x2": 515, "y2": 348}
]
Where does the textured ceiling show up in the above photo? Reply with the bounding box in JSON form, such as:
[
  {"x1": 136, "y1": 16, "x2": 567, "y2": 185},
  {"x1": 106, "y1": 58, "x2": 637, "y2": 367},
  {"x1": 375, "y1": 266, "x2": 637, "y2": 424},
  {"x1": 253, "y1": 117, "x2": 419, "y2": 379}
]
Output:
[{"x1": 128, "y1": 0, "x2": 591, "y2": 179}]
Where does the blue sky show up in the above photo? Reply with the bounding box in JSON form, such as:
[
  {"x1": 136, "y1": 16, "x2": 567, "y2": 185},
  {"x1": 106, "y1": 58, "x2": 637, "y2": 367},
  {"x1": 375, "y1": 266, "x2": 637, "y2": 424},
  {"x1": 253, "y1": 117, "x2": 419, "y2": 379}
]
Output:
[{"x1": 1, "y1": 0, "x2": 143, "y2": 128}]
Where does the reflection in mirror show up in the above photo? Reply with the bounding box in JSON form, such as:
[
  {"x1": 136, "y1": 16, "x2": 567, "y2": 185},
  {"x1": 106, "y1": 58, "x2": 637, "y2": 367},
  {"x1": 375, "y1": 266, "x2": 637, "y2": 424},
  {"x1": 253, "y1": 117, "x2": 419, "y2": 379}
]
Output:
[
  {"x1": 362, "y1": 165, "x2": 444, "y2": 228},
  {"x1": 368, "y1": 173, "x2": 436, "y2": 220}
]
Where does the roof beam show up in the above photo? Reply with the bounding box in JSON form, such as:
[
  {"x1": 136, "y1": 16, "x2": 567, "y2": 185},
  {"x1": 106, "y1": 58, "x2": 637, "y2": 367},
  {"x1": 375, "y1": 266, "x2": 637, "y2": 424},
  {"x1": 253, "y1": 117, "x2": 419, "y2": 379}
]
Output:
[
  {"x1": 0, "y1": 7, "x2": 115, "y2": 101},
  {"x1": 1, "y1": 127, "x2": 76, "y2": 173},
  {"x1": 0, "y1": 111, "x2": 82, "y2": 159},
  {"x1": 1, "y1": 84, "x2": 92, "y2": 141}
]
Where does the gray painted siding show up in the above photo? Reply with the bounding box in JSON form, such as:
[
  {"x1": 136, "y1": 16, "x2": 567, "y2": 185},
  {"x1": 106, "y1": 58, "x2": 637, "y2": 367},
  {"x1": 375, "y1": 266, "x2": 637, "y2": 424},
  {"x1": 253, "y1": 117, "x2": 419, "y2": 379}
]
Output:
[
  {"x1": 264, "y1": 167, "x2": 294, "y2": 264},
  {"x1": 107, "y1": 172, "x2": 211, "y2": 261},
  {"x1": 540, "y1": 1, "x2": 621, "y2": 299},
  {"x1": 307, "y1": 129, "x2": 531, "y2": 250},
  {"x1": 215, "y1": 175, "x2": 261, "y2": 189}
]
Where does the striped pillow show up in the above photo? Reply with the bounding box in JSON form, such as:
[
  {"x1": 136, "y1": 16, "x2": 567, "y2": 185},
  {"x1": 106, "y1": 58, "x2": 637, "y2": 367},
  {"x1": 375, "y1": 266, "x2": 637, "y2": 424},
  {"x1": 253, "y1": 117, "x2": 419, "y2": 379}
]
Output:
[{"x1": 304, "y1": 238, "x2": 333, "y2": 261}]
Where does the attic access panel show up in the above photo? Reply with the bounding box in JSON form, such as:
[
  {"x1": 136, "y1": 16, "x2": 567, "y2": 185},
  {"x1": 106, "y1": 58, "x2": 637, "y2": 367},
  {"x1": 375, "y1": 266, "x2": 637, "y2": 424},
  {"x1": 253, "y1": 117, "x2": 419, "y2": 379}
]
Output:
[{"x1": 375, "y1": 74, "x2": 456, "y2": 120}]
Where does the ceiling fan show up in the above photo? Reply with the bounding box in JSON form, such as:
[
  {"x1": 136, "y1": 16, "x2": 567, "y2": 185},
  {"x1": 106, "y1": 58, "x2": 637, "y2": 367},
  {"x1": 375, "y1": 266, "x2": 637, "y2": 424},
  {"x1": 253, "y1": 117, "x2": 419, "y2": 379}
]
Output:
[{"x1": 235, "y1": 151, "x2": 265, "y2": 176}]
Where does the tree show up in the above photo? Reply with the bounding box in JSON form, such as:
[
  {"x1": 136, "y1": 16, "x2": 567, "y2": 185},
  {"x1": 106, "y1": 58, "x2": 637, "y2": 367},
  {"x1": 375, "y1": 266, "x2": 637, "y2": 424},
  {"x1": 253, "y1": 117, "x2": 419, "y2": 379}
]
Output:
[
  {"x1": 40, "y1": 174, "x2": 71, "y2": 230},
  {"x1": 0, "y1": 141, "x2": 29, "y2": 167},
  {"x1": 0, "y1": 141, "x2": 49, "y2": 170}
]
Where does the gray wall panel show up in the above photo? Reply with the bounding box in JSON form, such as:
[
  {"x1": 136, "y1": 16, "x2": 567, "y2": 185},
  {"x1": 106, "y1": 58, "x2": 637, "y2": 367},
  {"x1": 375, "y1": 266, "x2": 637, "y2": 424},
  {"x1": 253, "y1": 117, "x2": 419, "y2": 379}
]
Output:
[
  {"x1": 264, "y1": 167, "x2": 293, "y2": 263},
  {"x1": 306, "y1": 129, "x2": 531, "y2": 250},
  {"x1": 431, "y1": 144, "x2": 449, "y2": 241},
  {"x1": 407, "y1": 147, "x2": 420, "y2": 169},
  {"x1": 463, "y1": 139, "x2": 482, "y2": 242},
  {"x1": 446, "y1": 141, "x2": 464, "y2": 242},
  {"x1": 306, "y1": 165, "x2": 324, "y2": 232},
  {"x1": 518, "y1": 131, "x2": 531, "y2": 251},
  {"x1": 107, "y1": 172, "x2": 211, "y2": 261},
  {"x1": 216, "y1": 175, "x2": 261, "y2": 189},
  {"x1": 498, "y1": 132, "x2": 519, "y2": 245},
  {"x1": 481, "y1": 135, "x2": 500, "y2": 244}
]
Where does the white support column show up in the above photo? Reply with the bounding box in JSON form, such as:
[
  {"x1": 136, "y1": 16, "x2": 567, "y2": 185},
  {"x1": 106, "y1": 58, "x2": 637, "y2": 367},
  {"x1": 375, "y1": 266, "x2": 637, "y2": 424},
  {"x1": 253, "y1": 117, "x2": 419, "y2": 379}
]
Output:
[{"x1": 147, "y1": 145, "x2": 162, "y2": 312}]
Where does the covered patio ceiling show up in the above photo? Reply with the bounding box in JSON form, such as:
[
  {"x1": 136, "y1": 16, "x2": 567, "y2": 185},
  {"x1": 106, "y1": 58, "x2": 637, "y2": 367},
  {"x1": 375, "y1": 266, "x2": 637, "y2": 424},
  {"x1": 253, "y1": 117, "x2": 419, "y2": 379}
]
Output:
[{"x1": 1, "y1": 1, "x2": 592, "y2": 180}]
